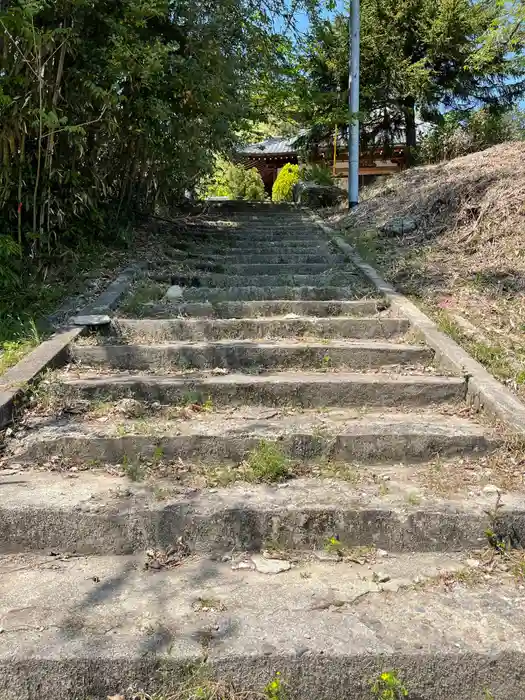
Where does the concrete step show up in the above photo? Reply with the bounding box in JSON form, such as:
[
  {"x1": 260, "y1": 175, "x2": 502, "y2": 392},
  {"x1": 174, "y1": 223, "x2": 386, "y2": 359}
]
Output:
[
  {"x1": 70, "y1": 339, "x2": 433, "y2": 371},
  {"x1": 180, "y1": 286, "x2": 370, "y2": 302},
  {"x1": 229, "y1": 263, "x2": 343, "y2": 275},
  {"x1": 216, "y1": 253, "x2": 343, "y2": 265},
  {"x1": 191, "y1": 232, "x2": 326, "y2": 244},
  {"x1": 0, "y1": 469, "x2": 519, "y2": 556},
  {"x1": 53, "y1": 371, "x2": 466, "y2": 408},
  {"x1": 200, "y1": 241, "x2": 331, "y2": 252},
  {"x1": 1, "y1": 550, "x2": 525, "y2": 700},
  {"x1": 156, "y1": 258, "x2": 343, "y2": 272},
  {"x1": 111, "y1": 317, "x2": 410, "y2": 342},
  {"x1": 162, "y1": 263, "x2": 344, "y2": 277},
  {"x1": 170, "y1": 273, "x2": 365, "y2": 289},
  {"x1": 15, "y1": 411, "x2": 494, "y2": 465},
  {"x1": 135, "y1": 299, "x2": 388, "y2": 319}
]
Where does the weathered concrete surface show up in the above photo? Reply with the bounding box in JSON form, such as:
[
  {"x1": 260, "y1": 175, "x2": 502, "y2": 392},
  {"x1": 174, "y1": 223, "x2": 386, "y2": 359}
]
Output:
[
  {"x1": 183, "y1": 231, "x2": 325, "y2": 243},
  {"x1": 70, "y1": 339, "x2": 433, "y2": 371},
  {"x1": 221, "y1": 254, "x2": 345, "y2": 267},
  {"x1": 181, "y1": 285, "x2": 370, "y2": 303},
  {"x1": 1, "y1": 552, "x2": 525, "y2": 700},
  {"x1": 0, "y1": 471, "x2": 523, "y2": 554},
  {"x1": 113, "y1": 317, "x2": 410, "y2": 341},
  {"x1": 138, "y1": 299, "x2": 387, "y2": 319},
  {"x1": 176, "y1": 263, "x2": 341, "y2": 276},
  {"x1": 58, "y1": 371, "x2": 466, "y2": 408},
  {"x1": 154, "y1": 272, "x2": 367, "y2": 289},
  {"x1": 203, "y1": 241, "x2": 334, "y2": 252},
  {"x1": 14, "y1": 411, "x2": 495, "y2": 464}
]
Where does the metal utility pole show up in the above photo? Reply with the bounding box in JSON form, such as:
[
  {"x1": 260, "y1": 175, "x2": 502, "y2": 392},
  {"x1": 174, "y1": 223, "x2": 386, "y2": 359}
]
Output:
[{"x1": 348, "y1": 0, "x2": 360, "y2": 208}]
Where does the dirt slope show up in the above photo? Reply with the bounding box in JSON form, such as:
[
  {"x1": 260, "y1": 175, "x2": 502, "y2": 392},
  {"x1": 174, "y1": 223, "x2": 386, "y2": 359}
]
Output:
[{"x1": 328, "y1": 142, "x2": 525, "y2": 398}]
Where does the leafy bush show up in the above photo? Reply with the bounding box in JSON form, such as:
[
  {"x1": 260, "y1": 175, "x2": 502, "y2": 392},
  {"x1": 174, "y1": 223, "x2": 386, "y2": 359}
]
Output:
[
  {"x1": 204, "y1": 158, "x2": 265, "y2": 201},
  {"x1": 243, "y1": 168, "x2": 267, "y2": 201},
  {"x1": 300, "y1": 163, "x2": 335, "y2": 186},
  {"x1": 272, "y1": 163, "x2": 300, "y2": 202}
]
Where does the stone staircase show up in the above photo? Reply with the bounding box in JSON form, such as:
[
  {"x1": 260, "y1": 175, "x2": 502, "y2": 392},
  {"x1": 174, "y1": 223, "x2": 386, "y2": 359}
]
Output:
[{"x1": 1, "y1": 203, "x2": 525, "y2": 700}]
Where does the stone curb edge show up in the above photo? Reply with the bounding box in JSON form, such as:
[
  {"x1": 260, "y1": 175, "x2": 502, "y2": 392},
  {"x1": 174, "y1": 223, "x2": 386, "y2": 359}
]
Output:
[
  {"x1": 310, "y1": 211, "x2": 525, "y2": 436},
  {"x1": 0, "y1": 265, "x2": 140, "y2": 429}
]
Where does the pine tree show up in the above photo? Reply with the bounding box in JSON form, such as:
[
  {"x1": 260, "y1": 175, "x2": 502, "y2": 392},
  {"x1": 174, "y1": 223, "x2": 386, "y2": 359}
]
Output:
[{"x1": 296, "y1": 0, "x2": 525, "y2": 153}]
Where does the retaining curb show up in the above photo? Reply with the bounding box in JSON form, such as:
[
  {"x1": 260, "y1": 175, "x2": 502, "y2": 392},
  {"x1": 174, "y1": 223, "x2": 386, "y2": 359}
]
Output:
[
  {"x1": 0, "y1": 265, "x2": 139, "y2": 429},
  {"x1": 311, "y1": 212, "x2": 525, "y2": 436}
]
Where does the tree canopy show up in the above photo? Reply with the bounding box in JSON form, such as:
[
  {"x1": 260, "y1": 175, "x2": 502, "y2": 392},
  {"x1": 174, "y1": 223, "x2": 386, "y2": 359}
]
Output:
[{"x1": 292, "y1": 0, "x2": 525, "y2": 153}]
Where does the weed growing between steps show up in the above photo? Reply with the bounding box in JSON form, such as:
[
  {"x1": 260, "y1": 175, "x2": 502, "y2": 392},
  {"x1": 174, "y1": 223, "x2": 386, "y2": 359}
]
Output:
[
  {"x1": 322, "y1": 537, "x2": 377, "y2": 563},
  {"x1": 119, "y1": 281, "x2": 168, "y2": 316},
  {"x1": 106, "y1": 667, "x2": 449, "y2": 700},
  {"x1": 370, "y1": 671, "x2": 408, "y2": 699},
  {"x1": 109, "y1": 666, "x2": 288, "y2": 700},
  {"x1": 27, "y1": 372, "x2": 220, "y2": 420},
  {"x1": 411, "y1": 492, "x2": 525, "y2": 590}
]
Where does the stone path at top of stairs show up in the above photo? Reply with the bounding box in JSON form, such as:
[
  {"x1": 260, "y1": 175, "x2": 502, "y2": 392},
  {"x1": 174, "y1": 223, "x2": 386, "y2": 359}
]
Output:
[{"x1": 1, "y1": 202, "x2": 525, "y2": 700}]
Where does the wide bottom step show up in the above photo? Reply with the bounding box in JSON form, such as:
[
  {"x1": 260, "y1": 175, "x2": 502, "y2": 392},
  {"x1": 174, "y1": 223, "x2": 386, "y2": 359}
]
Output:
[{"x1": 1, "y1": 551, "x2": 524, "y2": 700}]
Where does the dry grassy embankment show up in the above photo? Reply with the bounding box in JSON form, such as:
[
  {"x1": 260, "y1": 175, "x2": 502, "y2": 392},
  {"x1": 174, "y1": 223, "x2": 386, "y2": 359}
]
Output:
[{"x1": 328, "y1": 142, "x2": 525, "y2": 399}]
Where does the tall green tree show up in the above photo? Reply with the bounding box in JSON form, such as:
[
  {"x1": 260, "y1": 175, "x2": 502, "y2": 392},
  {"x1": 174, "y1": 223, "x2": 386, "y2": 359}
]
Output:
[{"x1": 294, "y1": 0, "x2": 525, "y2": 154}]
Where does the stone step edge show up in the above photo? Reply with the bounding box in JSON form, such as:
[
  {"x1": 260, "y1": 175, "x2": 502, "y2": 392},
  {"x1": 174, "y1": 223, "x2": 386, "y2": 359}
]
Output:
[
  {"x1": 14, "y1": 413, "x2": 496, "y2": 466},
  {"x1": 0, "y1": 472, "x2": 520, "y2": 555},
  {"x1": 152, "y1": 274, "x2": 365, "y2": 287},
  {"x1": 60, "y1": 371, "x2": 464, "y2": 388},
  {"x1": 130, "y1": 300, "x2": 389, "y2": 318},
  {"x1": 108, "y1": 317, "x2": 410, "y2": 341},
  {"x1": 70, "y1": 339, "x2": 427, "y2": 350},
  {"x1": 113, "y1": 316, "x2": 408, "y2": 327},
  {"x1": 56, "y1": 371, "x2": 466, "y2": 408},
  {"x1": 69, "y1": 340, "x2": 433, "y2": 371},
  {"x1": 179, "y1": 287, "x2": 372, "y2": 302}
]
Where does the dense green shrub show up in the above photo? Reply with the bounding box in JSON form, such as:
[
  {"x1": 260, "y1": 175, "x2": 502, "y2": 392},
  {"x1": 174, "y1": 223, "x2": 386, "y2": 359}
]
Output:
[
  {"x1": 299, "y1": 163, "x2": 335, "y2": 186},
  {"x1": 204, "y1": 158, "x2": 265, "y2": 201},
  {"x1": 242, "y1": 168, "x2": 267, "y2": 201},
  {"x1": 272, "y1": 163, "x2": 300, "y2": 202}
]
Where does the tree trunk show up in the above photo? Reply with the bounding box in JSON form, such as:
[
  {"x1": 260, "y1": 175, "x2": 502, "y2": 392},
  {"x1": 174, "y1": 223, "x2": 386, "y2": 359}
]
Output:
[{"x1": 404, "y1": 96, "x2": 417, "y2": 164}]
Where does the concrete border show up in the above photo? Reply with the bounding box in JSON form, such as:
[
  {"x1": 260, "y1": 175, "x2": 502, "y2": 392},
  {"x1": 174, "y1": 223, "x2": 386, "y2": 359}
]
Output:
[
  {"x1": 0, "y1": 265, "x2": 139, "y2": 429},
  {"x1": 311, "y1": 212, "x2": 525, "y2": 435}
]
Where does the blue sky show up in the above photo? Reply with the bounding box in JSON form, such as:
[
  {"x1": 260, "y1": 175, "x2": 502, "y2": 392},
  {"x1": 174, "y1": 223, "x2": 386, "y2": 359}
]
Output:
[{"x1": 283, "y1": 1, "x2": 346, "y2": 36}]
